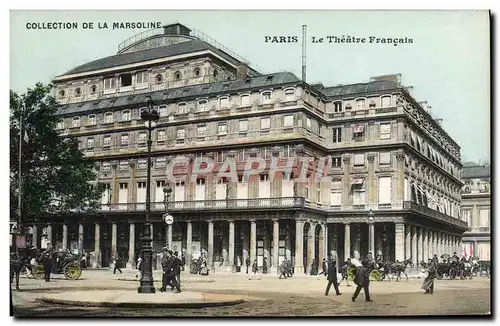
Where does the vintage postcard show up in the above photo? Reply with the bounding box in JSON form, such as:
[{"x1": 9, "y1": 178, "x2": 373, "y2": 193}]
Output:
[{"x1": 9, "y1": 10, "x2": 490, "y2": 317}]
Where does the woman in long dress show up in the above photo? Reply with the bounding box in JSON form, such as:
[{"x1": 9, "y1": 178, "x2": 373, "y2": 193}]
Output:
[{"x1": 422, "y1": 262, "x2": 437, "y2": 294}]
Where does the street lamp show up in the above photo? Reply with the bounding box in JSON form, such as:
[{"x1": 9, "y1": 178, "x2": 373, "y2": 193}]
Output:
[
  {"x1": 367, "y1": 209, "x2": 375, "y2": 259},
  {"x1": 138, "y1": 96, "x2": 160, "y2": 294},
  {"x1": 163, "y1": 184, "x2": 173, "y2": 248}
]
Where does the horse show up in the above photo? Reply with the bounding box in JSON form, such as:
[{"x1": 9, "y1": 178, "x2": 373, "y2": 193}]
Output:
[{"x1": 10, "y1": 247, "x2": 40, "y2": 291}]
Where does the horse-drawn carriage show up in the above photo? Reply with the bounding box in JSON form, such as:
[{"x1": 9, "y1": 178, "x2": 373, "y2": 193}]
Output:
[{"x1": 339, "y1": 258, "x2": 413, "y2": 283}]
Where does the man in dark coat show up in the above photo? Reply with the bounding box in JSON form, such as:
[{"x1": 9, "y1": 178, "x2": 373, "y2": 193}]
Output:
[
  {"x1": 173, "y1": 251, "x2": 182, "y2": 290},
  {"x1": 245, "y1": 257, "x2": 250, "y2": 274},
  {"x1": 325, "y1": 259, "x2": 341, "y2": 296},
  {"x1": 422, "y1": 262, "x2": 437, "y2": 294},
  {"x1": 159, "y1": 248, "x2": 171, "y2": 292},
  {"x1": 263, "y1": 257, "x2": 268, "y2": 274},
  {"x1": 352, "y1": 259, "x2": 373, "y2": 302},
  {"x1": 41, "y1": 246, "x2": 55, "y2": 282},
  {"x1": 431, "y1": 254, "x2": 439, "y2": 265},
  {"x1": 319, "y1": 258, "x2": 328, "y2": 277},
  {"x1": 113, "y1": 254, "x2": 123, "y2": 274}
]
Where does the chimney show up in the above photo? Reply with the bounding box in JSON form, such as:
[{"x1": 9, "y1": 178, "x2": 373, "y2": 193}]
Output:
[{"x1": 236, "y1": 63, "x2": 249, "y2": 81}]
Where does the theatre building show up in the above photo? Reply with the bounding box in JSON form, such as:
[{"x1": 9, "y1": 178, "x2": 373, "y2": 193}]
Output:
[{"x1": 29, "y1": 23, "x2": 467, "y2": 273}]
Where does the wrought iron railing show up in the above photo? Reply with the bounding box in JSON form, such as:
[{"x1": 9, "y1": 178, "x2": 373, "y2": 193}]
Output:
[{"x1": 403, "y1": 201, "x2": 467, "y2": 228}]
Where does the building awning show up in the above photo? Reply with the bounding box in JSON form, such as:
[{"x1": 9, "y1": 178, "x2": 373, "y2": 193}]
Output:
[
  {"x1": 351, "y1": 178, "x2": 365, "y2": 185},
  {"x1": 353, "y1": 124, "x2": 365, "y2": 133}
]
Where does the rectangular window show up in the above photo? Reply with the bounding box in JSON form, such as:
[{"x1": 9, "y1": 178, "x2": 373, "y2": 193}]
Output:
[
  {"x1": 261, "y1": 117, "x2": 271, "y2": 130},
  {"x1": 120, "y1": 134, "x2": 129, "y2": 146},
  {"x1": 240, "y1": 94, "x2": 250, "y2": 106},
  {"x1": 333, "y1": 127, "x2": 342, "y2": 143},
  {"x1": 378, "y1": 177, "x2": 392, "y2": 204},
  {"x1": 197, "y1": 125, "x2": 206, "y2": 140},
  {"x1": 86, "y1": 138, "x2": 94, "y2": 149},
  {"x1": 136, "y1": 181, "x2": 146, "y2": 203},
  {"x1": 118, "y1": 182, "x2": 128, "y2": 204},
  {"x1": 262, "y1": 92, "x2": 272, "y2": 104},
  {"x1": 379, "y1": 152, "x2": 391, "y2": 165},
  {"x1": 198, "y1": 100, "x2": 208, "y2": 112},
  {"x1": 121, "y1": 110, "x2": 131, "y2": 121},
  {"x1": 353, "y1": 124, "x2": 365, "y2": 136},
  {"x1": 284, "y1": 115, "x2": 294, "y2": 128},
  {"x1": 120, "y1": 74, "x2": 132, "y2": 87},
  {"x1": 119, "y1": 161, "x2": 129, "y2": 171},
  {"x1": 306, "y1": 117, "x2": 311, "y2": 129},
  {"x1": 138, "y1": 132, "x2": 147, "y2": 144},
  {"x1": 477, "y1": 242, "x2": 490, "y2": 261},
  {"x1": 462, "y1": 209, "x2": 472, "y2": 226},
  {"x1": 87, "y1": 115, "x2": 96, "y2": 126},
  {"x1": 356, "y1": 99, "x2": 365, "y2": 110},
  {"x1": 380, "y1": 123, "x2": 391, "y2": 139},
  {"x1": 330, "y1": 181, "x2": 342, "y2": 206},
  {"x1": 156, "y1": 157, "x2": 166, "y2": 168},
  {"x1": 137, "y1": 159, "x2": 147, "y2": 169},
  {"x1": 218, "y1": 122, "x2": 227, "y2": 135},
  {"x1": 353, "y1": 153, "x2": 365, "y2": 166},
  {"x1": 333, "y1": 101, "x2": 342, "y2": 112},
  {"x1": 136, "y1": 71, "x2": 147, "y2": 84},
  {"x1": 104, "y1": 77, "x2": 116, "y2": 89},
  {"x1": 177, "y1": 103, "x2": 188, "y2": 115},
  {"x1": 332, "y1": 156, "x2": 342, "y2": 168},
  {"x1": 102, "y1": 163, "x2": 111, "y2": 172},
  {"x1": 479, "y1": 209, "x2": 490, "y2": 227},
  {"x1": 353, "y1": 183, "x2": 366, "y2": 205},
  {"x1": 157, "y1": 130, "x2": 166, "y2": 141},
  {"x1": 103, "y1": 136, "x2": 111, "y2": 147},
  {"x1": 176, "y1": 128, "x2": 185, "y2": 144},
  {"x1": 239, "y1": 120, "x2": 248, "y2": 133}
]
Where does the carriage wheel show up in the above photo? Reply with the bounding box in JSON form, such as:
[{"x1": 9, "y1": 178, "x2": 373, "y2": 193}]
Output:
[
  {"x1": 32, "y1": 265, "x2": 45, "y2": 280},
  {"x1": 449, "y1": 268, "x2": 457, "y2": 280},
  {"x1": 370, "y1": 270, "x2": 381, "y2": 282},
  {"x1": 63, "y1": 263, "x2": 82, "y2": 280}
]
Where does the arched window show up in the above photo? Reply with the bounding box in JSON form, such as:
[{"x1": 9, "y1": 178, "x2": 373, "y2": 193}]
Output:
[
  {"x1": 284, "y1": 88, "x2": 295, "y2": 101},
  {"x1": 104, "y1": 112, "x2": 113, "y2": 124},
  {"x1": 198, "y1": 99, "x2": 208, "y2": 112},
  {"x1": 158, "y1": 105, "x2": 168, "y2": 117},
  {"x1": 381, "y1": 95, "x2": 392, "y2": 107},
  {"x1": 121, "y1": 110, "x2": 131, "y2": 121},
  {"x1": 72, "y1": 116, "x2": 80, "y2": 128},
  {"x1": 240, "y1": 94, "x2": 250, "y2": 106},
  {"x1": 261, "y1": 91, "x2": 272, "y2": 104},
  {"x1": 219, "y1": 96, "x2": 229, "y2": 109},
  {"x1": 177, "y1": 102, "x2": 188, "y2": 115},
  {"x1": 87, "y1": 114, "x2": 96, "y2": 126}
]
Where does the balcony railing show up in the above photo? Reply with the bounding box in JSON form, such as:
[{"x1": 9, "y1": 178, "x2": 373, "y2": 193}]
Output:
[
  {"x1": 403, "y1": 201, "x2": 467, "y2": 228},
  {"x1": 466, "y1": 226, "x2": 490, "y2": 233}
]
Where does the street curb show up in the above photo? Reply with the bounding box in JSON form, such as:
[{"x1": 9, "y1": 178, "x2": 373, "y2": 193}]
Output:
[{"x1": 40, "y1": 296, "x2": 244, "y2": 309}]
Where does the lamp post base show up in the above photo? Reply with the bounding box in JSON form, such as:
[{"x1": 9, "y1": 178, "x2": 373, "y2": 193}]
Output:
[{"x1": 137, "y1": 282, "x2": 156, "y2": 294}]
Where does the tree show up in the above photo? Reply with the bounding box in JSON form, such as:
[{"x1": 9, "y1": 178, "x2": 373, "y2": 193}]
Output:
[{"x1": 10, "y1": 83, "x2": 103, "y2": 228}]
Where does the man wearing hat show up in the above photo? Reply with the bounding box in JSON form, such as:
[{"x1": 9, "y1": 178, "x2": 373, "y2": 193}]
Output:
[
  {"x1": 325, "y1": 259, "x2": 341, "y2": 296},
  {"x1": 41, "y1": 242, "x2": 55, "y2": 282},
  {"x1": 159, "y1": 247, "x2": 171, "y2": 292}
]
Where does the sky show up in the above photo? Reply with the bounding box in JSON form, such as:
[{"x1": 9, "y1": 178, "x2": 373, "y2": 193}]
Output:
[{"x1": 9, "y1": 10, "x2": 490, "y2": 163}]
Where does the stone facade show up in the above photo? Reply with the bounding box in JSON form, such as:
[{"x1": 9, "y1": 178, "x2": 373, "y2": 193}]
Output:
[{"x1": 29, "y1": 23, "x2": 468, "y2": 272}]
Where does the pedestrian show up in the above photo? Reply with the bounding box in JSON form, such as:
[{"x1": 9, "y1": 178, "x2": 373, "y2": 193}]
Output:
[
  {"x1": 286, "y1": 258, "x2": 293, "y2": 277},
  {"x1": 159, "y1": 249, "x2": 174, "y2": 292},
  {"x1": 279, "y1": 260, "x2": 288, "y2": 279},
  {"x1": 173, "y1": 251, "x2": 182, "y2": 289},
  {"x1": 167, "y1": 251, "x2": 182, "y2": 293},
  {"x1": 41, "y1": 245, "x2": 55, "y2": 282},
  {"x1": 325, "y1": 259, "x2": 341, "y2": 296},
  {"x1": 310, "y1": 258, "x2": 318, "y2": 275},
  {"x1": 135, "y1": 253, "x2": 143, "y2": 280},
  {"x1": 263, "y1": 257, "x2": 268, "y2": 274},
  {"x1": 422, "y1": 262, "x2": 437, "y2": 294},
  {"x1": 113, "y1": 254, "x2": 123, "y2": 274},
  {"x1": 319, "y1": 258, "x2": 328, "y2": 277},
  {"x1": 245, "y1": 256, "x2": 250, "y2": 274},
  {"x1": 431, "y1": 254, "x2": 439, "y2": 265},
  {"x1": 252, "y1": 259, "x2": 258, "y2": 274},
  {"x1": 351, "y1": 259, "x2": 373, "y2": 302}
]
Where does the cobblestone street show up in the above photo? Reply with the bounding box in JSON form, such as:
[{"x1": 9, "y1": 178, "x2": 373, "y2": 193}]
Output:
[{"x1": 11, "y1": 269, "x2": 491, "y2": 317}]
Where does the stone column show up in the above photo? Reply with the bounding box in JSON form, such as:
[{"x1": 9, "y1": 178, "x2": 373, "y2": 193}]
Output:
[
  {"x1": 186, "y1": 221, "x2": 192, "y2": 271},
  {"x1": 32, "y1": 225, "x2": 38, "y2": 248},
  {"x1": 323, "y1": 224, "x2": 328, "y2": 261},
  {"x1": 411, "y1": 225, "x2": 417, "y2": 266},
  {"x1": 78, "y1": 224, "x2": 84, "y2": 253},
  {"x1": 111, "y1": 223, "x2": 117, "y2": 259},
  {"x1": 128, "y1": 223, "x2": 135, "y2": 268},
  {"x1": 263, "y1": 223, "x2": 271, "y2": 269},
  {"x1": 422, "y1": 228, "x2": 428, "y2": 263},
  {"x1": 405, "y1": 223, "x2": 411, "y2": 261},
  {"x1": 228, "y1": 220, "x2": 235, "y2": 272},
  {"x1": 93, "y1": 223, "x2": 101, "y2": 268},
  {"x1": 318, "y1": 224, "x2": 325, "y2": 264},
  {"x1": 208, "y1": 221, "x2": 214, "y2": 268},
  {"x1": 368, "y1": 222, "x2": 375, "y2": 255},
  {"x1": 307, "y1": 223, "x2": 316, "y2": 274},
  {"x1": 242, "y1": 223, "x2": 250, "y2": 262},
  {"x1": 62, "y1": 224, "x2": 68, "y2": 250},
  {"x1": 272, "y1": 219, "x2": 280, "y2": 274},
  {"x1": 46, "y1": 224, "x2": 53, "y2": 246},
  {"x1": 294, "y1": 220, "x2": 304, "y2": 274},
  {"x1": 250, "y1": 220, "x2": 256, "y2": 263},
  {"x1": 417, "y1": 227, "x2": 423, "y2": 265},
  {"x1": 344, "y1": 223, "x2": 351, "y2": 260},
  {"x1": 395, "y1": 223, "x2": 405, "y2": 262}
]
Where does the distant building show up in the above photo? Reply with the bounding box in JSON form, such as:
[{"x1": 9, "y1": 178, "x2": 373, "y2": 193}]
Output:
[
  {"x1": 460, "y1": 164, "x2": 491, "y2": 260},
  {"x1": 28, "y1": 23, "x2": 467, "y2": 271}
]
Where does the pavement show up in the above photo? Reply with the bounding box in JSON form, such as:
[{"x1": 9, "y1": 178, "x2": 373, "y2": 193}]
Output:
[{"x1": 11, "y1": 268, "x2": 491, "y2": 316}]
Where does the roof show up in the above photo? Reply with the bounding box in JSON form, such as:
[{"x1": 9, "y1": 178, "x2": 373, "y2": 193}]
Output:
[
  {"x1": 322, "y1": 80, "x2": 402, "y2": 97},
  {"x1": 55, "y1": 72, "x2": 301, "y2": 116},
  {"x1": 60, "y1": 39, "x2": 261, "y2": 77},
  {"x1": 462, "y1": 165, "x2": 490, "y2": 179}
]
